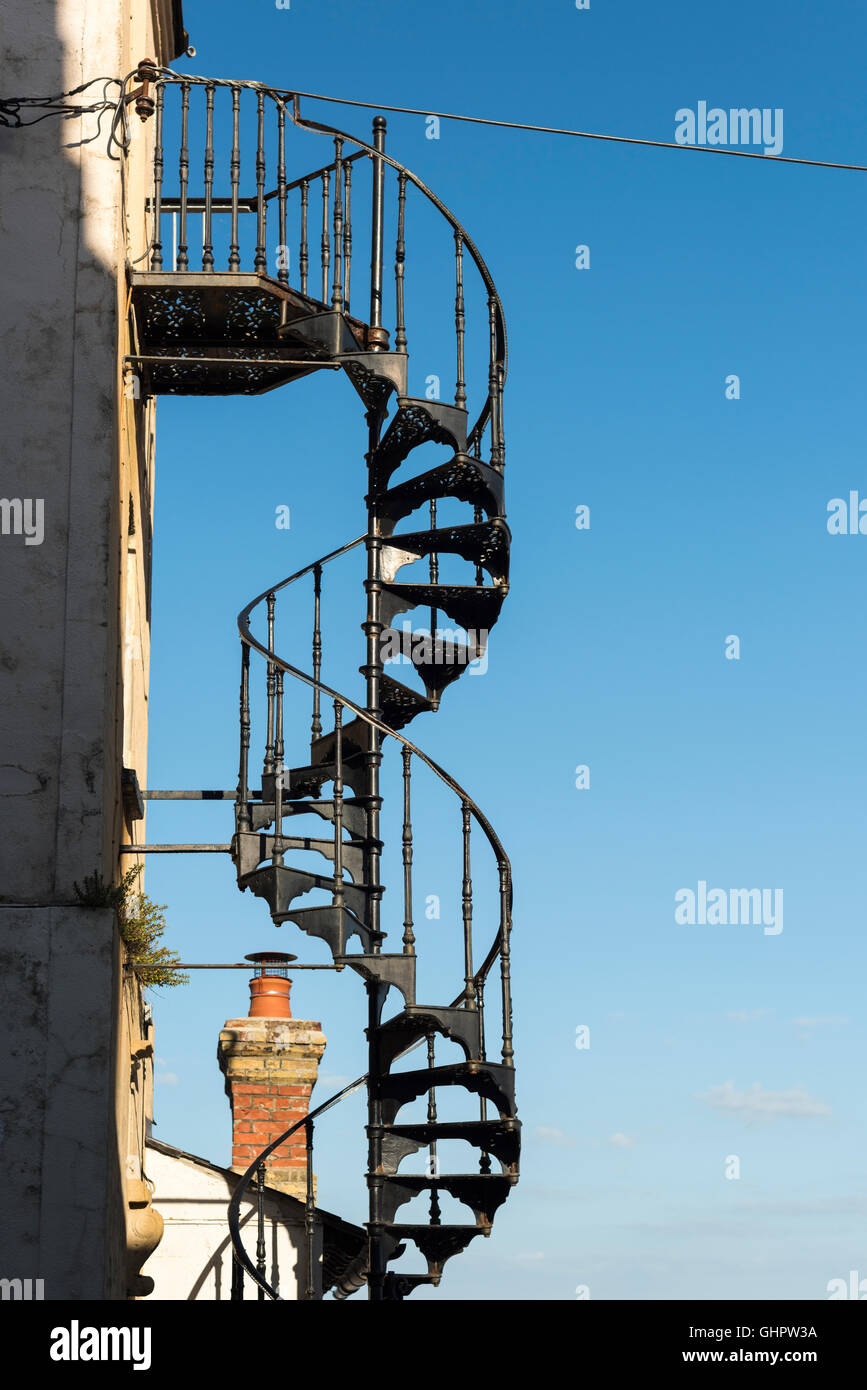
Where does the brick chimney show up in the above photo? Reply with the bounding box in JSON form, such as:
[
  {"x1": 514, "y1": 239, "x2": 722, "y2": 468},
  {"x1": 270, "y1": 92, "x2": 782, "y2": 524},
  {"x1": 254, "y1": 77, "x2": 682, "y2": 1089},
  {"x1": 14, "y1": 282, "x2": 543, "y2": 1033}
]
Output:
[{"x1": 217, "y1": 954, "x2": 326, "y2": 1199}]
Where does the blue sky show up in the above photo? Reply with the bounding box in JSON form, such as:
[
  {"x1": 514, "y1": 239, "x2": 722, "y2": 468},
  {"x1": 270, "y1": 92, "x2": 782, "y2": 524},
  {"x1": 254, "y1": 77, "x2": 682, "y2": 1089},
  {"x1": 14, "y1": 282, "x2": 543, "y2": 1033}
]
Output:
[{"x1": 144, "y1": 0, "x2": 867, "y2": 1299}]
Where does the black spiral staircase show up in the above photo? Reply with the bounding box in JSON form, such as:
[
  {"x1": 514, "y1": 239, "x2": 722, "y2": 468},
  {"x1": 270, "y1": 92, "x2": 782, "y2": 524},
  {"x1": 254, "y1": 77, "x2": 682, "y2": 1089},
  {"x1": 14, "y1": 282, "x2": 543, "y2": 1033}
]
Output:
[{"x1": 129, "y1": 67, "x2": 517, "y2": 1300}]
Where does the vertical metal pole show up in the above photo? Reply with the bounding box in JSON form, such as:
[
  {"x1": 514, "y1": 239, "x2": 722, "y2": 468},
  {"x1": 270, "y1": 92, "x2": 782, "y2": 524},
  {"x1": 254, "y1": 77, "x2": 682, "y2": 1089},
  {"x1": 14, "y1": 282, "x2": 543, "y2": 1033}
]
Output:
[
  {"x1": 311, "y1": 563, "x2": 322, "y2": 749},
  {"x1": 229, "y1": 85, "x2": 241, "y2": 271},
  {"x1": 454, "y1": 230, "x2": 466, "y2": 410},
  {"x1": 320, "y1": 171, "x2": 330, "y2": 304},
  {"x1": 394, "y1": 171, "x2": 408, "y2": 354},
  {"x1": 273, "y1": 671, "x2": 285, "y2": 865},
  {"x1": 255, "y1": 90, "x2": 267, "y2": 274},
  {"x1": 177, "y1": 81, "x2": 190, "y2": 270},
  {"x1": 369, "y1": 116, "x2": 386, "y2": 346},
  {"x1": 332, "y1": 701, "x2": 344, "y2": 911},
  {"x1": 332, "y1": 138, "x2": 344, "y2": 311},
  {"x1": 304, "y1": 1120, "x2": 316, "y2": 1300},
  {"x1": 367, "y1": 983, "x2": 386, "y2": 1301},
  {"x1": 462, "y1": 802, "x2": 476, "y2": 1007},
  {"x1": 256, "y1": 1161, "x2": 267, "y2": 1301},
  {"x1": 263, "y1": 593, "x2": 276, "y2": 778},
  {"x1": 401, "y1": 748, "x2": 415, "y2": 953},
  {"x1": 202, "y1": 83, "x2": 215, "y2": 271},
  {"x1": 237, "y1": 643, "x2": 252, "y2": 831},
  {"x1": 343, "y1": 162, "x2": 352, "y2": 314},
  {"x1": 277, "y1": 102, "x2": 289, "y2": 286},
  {"x1": 299, "y1": 179, "x2": 309, "y2": 295},
  {"x1": 150, "y1": 83, "x2": 164, "y2": 269},
  {"x1": 499, "y1": 863, "x2": 514, "y2": 1067},
  {"x1": 426, "y1": 1034, "x2": 441, "y2": 1225}
]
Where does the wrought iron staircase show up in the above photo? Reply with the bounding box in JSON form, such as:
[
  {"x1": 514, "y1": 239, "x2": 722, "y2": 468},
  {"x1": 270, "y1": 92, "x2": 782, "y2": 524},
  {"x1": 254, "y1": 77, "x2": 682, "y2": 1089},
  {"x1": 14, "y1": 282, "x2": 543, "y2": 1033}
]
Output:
[{"x1": 130, "y1": 68, "x2": 517, "y2": 1301}]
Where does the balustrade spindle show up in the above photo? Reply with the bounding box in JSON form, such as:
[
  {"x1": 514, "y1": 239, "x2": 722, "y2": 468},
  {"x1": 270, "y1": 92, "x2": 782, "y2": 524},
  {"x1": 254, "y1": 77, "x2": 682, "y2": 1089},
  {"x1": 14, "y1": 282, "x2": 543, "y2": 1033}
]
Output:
[
  {"x1": 304, "y1": 1121, "x2": 316, "y2": 1300},
  {"x1": 320, "y1": 170, "x2": 331, "y2": 304},
  {"x1": 369, "y1": 116, "x2": 386, "y2": 342},
  {"x1": 276, "y1": 102, "x2": 289, "y2": 286},
  {"x1": 331, "y1": 701, "x2": 345, "y2": 909},
  {"x1": 263, "y1": 593, "x2": 276, "y2": 777},
  {"x1": 299, "y1": 179, "x2": 309, "y2": 295},
  {"x1": 273, "y1": 670, "x2": 285, "y2": 865},
  {"x1": 462, "y1": 802, "x2": 476, "y2": 1007},
  {"x1": 454, "y1": 231, "x2": 467, "y2": 410},
  {"x1": 343, "y1": 162, "x2": 352, "y2": 313},
  {"x1": 477, "y1": 980, "x2": 492, "y2": 1173},
  {"x1": 332, "y1": 139, "x2": 344, "y2": 311},
  {"x1": 394, "y1": 171, "x2": 408, "y2": 354},
  {"x1": 150, "y1": 84, "x2": 164, "y2": 269},
  {"x1": 177, "y1": 82, "x2": 190, "y2": 271},
  {"x1": 401, "y1": 748, "x2": 415, "y2": 954},
  {"x1": 474, "y1": 505, "x2": 484, "y2": 586},
  {"x1": 429, "y1": 499, "x2": 438, "y2": 640},
  {"x1": 255, "y1": 91, "x2": 267, "y2": 274},
  {"x1": 499, "y1": 863, "x2": 514, "y2": 1067},
  {"x1": 231, "y1": 1256, "x2": 244, "y2": 1301},
  {"x1": 311, "y1": 564, "x2": 322, "y2": 747},
  {"x1": 237, "y1": 643, "x2": 251, "y2": 831},
  {"x1": 488, "y1": 296, "x2": 504, "y2": 467},
  {"x1": 427, "y1": 1034, "x2": 441, "y2": 1225},
  {"x1": 256, "y1": 1161, "x2": 267, "y2": 1300},
  {"x1": 202, "y1": 83, "x2": 215, "y2": 271},
  {"x1": 229, "y1": 86, "x2": 241, "y2": 271}
]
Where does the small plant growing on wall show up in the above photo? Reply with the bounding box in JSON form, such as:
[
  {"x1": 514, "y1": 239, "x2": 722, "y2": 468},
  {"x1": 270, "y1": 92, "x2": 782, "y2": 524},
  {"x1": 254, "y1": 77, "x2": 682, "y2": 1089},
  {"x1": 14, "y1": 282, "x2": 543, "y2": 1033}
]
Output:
[{"x1": 73, "y1": 864, "x2": 188, "y2": 989}]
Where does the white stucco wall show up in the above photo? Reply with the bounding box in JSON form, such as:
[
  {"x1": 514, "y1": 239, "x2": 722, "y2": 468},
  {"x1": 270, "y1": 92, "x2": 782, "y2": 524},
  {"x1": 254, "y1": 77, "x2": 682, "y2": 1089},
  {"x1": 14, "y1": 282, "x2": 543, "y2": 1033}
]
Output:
[{"x1": 144, "y1": 1142, "x2": 319, "y2": 1300}]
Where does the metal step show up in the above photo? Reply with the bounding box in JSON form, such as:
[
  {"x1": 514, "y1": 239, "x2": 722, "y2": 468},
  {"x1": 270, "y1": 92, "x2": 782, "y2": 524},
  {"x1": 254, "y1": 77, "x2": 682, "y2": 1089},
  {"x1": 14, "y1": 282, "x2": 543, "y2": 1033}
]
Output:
[
  {"x1": 375, "y1": 1061, "x2": 517, "y2": 1124},
  {"x1": 379, "y1": 582, "x2": 507, "y2": 635},
  {"x1": 370, "y1": 399, "x2": 468, "y2": 494},
  {"x1": 373, "y1": 1005, "x2": 482, "y2": 1073},
  {"x1": 239, "y1": 862, "x2": 374, "y2": 927},
  {"x1": 379, "y1": 1118, "x2": 521, "y2": 1176},
  {"x1": 379, "y1": 626, "x2": 481, "y2": 706},
  {"x1": 335, "y1": 954, "x2": 416, "y2": 1008},
  {"x1": 378, "y1": 1173, "x2": 518, "y2": 1225},
  {"x1": 233, "y1": 829, "x2": 365, "y2": 883},
  {"x1": 249, "y1": 796, "x2": 372, "y2": 839},
  {"x1": 278, "y1": 307, "x2": 362, "y2": 357},
  {"x1": 381, "y1": 518, "x2": 511, "y2": 586},
  {"x1": 341, "y1": 351, "x2": 407, "y2": 411},
  {"x1": 373, "y1": 454, "x2": 504, "y2": 535},
  {"x1": 280, "y1": 905, "x2": 372, "y2": 956},
  {"x1": 382, "y1": 1224, "x2": 484, "y2": 1278}
]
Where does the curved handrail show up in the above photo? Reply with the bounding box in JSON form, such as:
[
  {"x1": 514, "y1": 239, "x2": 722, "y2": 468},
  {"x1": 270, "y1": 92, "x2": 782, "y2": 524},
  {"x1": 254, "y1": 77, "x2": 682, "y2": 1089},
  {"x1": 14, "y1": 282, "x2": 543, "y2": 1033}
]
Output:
[{"x1": 145, "y1": 68, "x2": 507, "y2": 454}]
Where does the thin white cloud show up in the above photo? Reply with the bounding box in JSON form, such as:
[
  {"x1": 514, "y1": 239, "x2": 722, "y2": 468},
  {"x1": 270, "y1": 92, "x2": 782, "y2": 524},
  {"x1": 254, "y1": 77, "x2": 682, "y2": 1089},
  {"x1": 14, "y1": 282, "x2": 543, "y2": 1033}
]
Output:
[
  {"x1": 700, "y1": 1081, "x2": 831, "y2": 1120},
  {"x1": 534, "y1": 1126, "x2": 576, "y2": 1149},
  {"x1": 792, "y1": 1016, "x2": 847, "y2": 1028},
  {"x1": 157, "y1": 1071, "x2": 180, "y2": 1086},
  {"x1": 606, "y1": 1132, "x2": 637, "y2": 1149}
]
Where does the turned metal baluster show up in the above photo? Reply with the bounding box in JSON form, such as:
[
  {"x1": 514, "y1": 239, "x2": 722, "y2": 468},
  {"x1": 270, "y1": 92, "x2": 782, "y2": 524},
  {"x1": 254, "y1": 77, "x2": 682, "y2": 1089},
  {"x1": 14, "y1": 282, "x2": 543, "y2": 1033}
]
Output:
[
  {"x1": 320, "y1": 170, "x2": 330, "y2": 304},
  {"x1": 237, "y1": 643, "x2": 252, "y2": 831},
  {"x1": 343, "y1": 162, "x2": 352, "y2": 314},
  {"x1": 273, "y1": 670, "x2": 285, "y2": 866},
  {"x1": 276, "y1": 102, "x2": 289, "y2": 286},
  {"x1": 488, "y1": 296, "x2": 504, "y2": 467},
  {"x1": 202, "y1": 83, "x2": 215, "y2": 271},
  {"x1": 462, "y1": 802, "x2": 476, "y2": 1007},
  {"x1": 477, "y1": 979, "x2": 492, "y2": 1173},
  {"x1": 311, "y1": 564, "x2": 322, "y2": 750},
  {"x1": 231, "y1": 1256, "x2": 243, "y2": 1301},
  {"x1": 429, "y1": 499, "x2": 438, "y2": 641},
  {"x1": 263, "y1": 593, "x2": 276, "y2": 778},
  {"x1": 474, "y1": 505, "x2": 484, "y2": 586},
  {"x1": 427, "y1": 1034, "x2": 441, "y2": 1224},
  {"x1": 254, "y1": 91, "x2": 267, "y2": 274},
  {"x1": 256, "y1": 1160, "x2": 267, "y2": 1301},
  {"x1": 499, "y1": 863, "x2": 514, "y2": 1067},
  {"x1": 304, "y1": 1120, "x2": 316, "y2": 1300},
  {"x1": 331, "y1": 701, "x2": 344, "y2": 910},
  {"x1": 177, "y1": 81, "x2": 190, "y2": 270},
  {"x1": 369, "y1": 116, "x2": 386, "y2": 345},
  {"x1": 394, "y1": 171, "x2": 408, "y2": 354},
  {"x1": 229, "y1": 86, "x2": 241, "y2": 271},
  {"x1": 332, "y1": 139, "x2": 344, "y2": 311},
  {"x1": 454, "y1": 231, "x2": 467, "y2": 410},
  {"x1": 150, "y1": 83, "x2": 164, "y2": 269},
  {"x1": 299, "y1": 179, "x2": 309, "y2": 295},
  {"x1": 401, "y1": 748, "x2": 415, "y2": 954}
]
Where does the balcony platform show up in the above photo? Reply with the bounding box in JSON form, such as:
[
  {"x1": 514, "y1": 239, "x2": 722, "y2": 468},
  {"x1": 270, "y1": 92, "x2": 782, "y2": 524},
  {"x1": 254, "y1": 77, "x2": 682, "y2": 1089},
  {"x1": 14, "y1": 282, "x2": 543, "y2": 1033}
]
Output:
[{"x1": 128, "y1": 272, "x2": 371, "y2": 397}]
